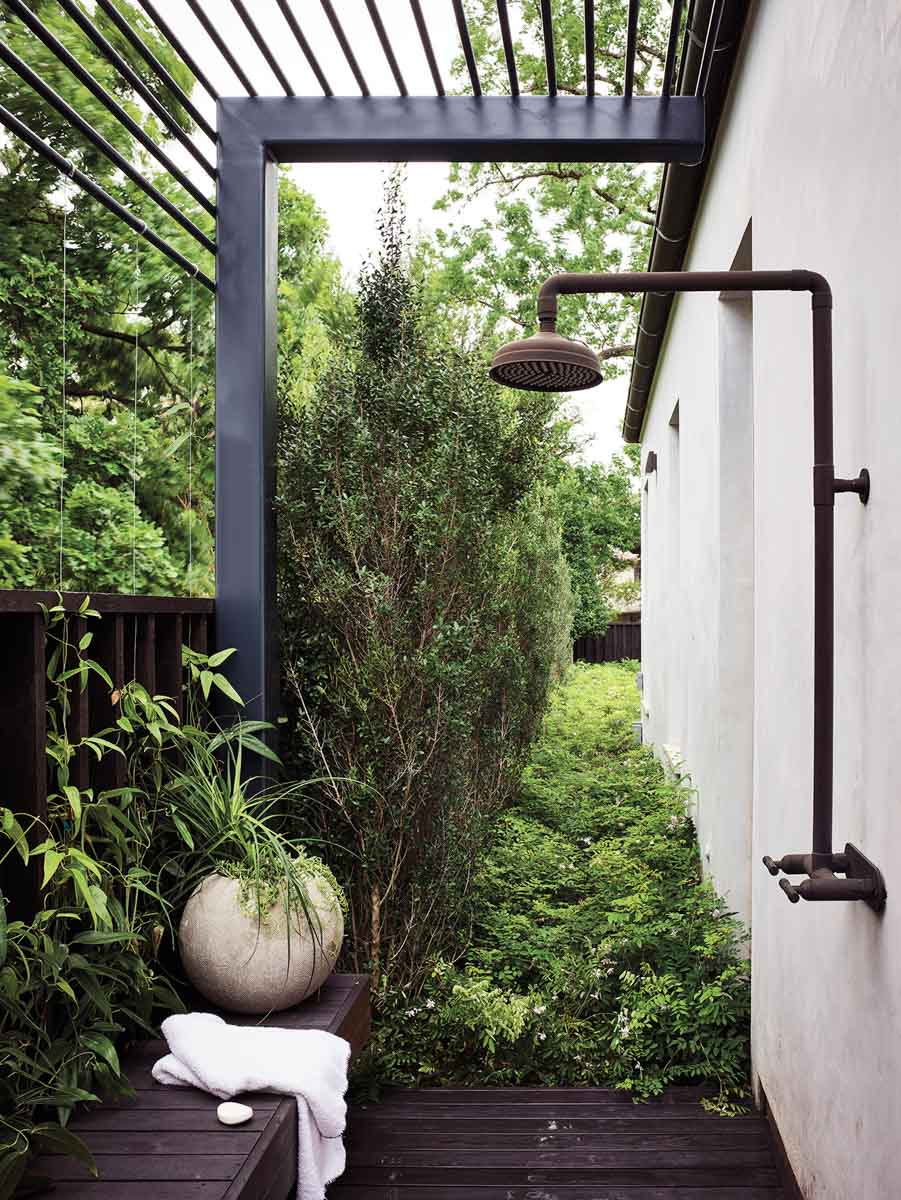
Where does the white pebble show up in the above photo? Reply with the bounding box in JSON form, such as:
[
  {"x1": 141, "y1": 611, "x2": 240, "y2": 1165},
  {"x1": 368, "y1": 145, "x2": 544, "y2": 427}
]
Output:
[{"x1": 217, "y1": 1101, "x2": 254, "y2": 1126}]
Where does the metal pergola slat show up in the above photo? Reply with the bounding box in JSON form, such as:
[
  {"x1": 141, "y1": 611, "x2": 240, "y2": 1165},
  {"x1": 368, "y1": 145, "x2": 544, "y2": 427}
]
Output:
[
  {"x1": 585, "y1": 0, "x2": 596, "y2": 97},
  {"x1": 364, "y1": 1, "x2": 408, "y2": 97},
  {"x1": 56, "y1": 0, "x2": 216, "y2": 178},
  {"x1": 231, "y1": 0, "x2": 296, "y2": 97},
  {"x1": 0, "y1": 102, "x2": 215, "y2": 292},
  {"x1": 320, "y1": 0, "x2": 370, "y2": 96},
  {"x1": 184, "y1": 0, "x2": 257, "y2": 95},
  {"x1": 409, "y1": 0, "x2": 445, "y2": 96},
  {"x1": 540, "y1": 0, "x2": 557, "y2": 97},
  {"x1": 0, "y1": 39, "x2": 215, "y2": 255},
  {"x1": 624, "y1": 0, "x2": 640, "y2": 96},
  {"x1": 662, "y1": 0, "x2": 687, "y2": 98},
  {"x1": 273, "y1": 0, "x2": 333, "y2": 97},
  {"x1": 4, "y1": 0, "x2": 215, "y2": 217},
  {"x1": 135, "y1": 0, "x2": 221, "y2": 104},
  {"x1": 452, "y1": 0, "x2": 481, "y2": 96},
  {"x1": 94, "y1": 0, "x2": 217, "y2": 142},
  {"x1": 495, "y1": 0, "x2": 519, "y2": 96}
]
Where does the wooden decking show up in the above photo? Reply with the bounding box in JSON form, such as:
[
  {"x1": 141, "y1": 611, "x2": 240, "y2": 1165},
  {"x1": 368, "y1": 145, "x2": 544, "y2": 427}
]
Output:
[
  {"x1": 332, "y1": 1085, "x2": 786, "y2": 1199},
  {"x1": 30, "y1": 973, "x2": 370, "y2": 1200}
]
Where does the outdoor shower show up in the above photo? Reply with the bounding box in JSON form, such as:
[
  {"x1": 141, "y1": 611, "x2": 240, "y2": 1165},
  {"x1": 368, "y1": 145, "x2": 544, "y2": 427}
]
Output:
[{"x1": 491, "y1": 270, "x2": 886, "y2": 911}]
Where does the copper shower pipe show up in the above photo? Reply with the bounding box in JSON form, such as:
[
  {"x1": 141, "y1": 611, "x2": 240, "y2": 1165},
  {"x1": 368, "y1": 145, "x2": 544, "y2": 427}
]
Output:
[{"x1": 530, "y1": 269, "x2": 883, "y2": 908}]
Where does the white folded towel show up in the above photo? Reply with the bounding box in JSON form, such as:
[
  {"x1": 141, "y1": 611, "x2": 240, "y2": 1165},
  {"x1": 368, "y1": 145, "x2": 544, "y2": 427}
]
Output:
[{"x1": 152, "y1": 1012, "x2": 351, "y2": 1200}]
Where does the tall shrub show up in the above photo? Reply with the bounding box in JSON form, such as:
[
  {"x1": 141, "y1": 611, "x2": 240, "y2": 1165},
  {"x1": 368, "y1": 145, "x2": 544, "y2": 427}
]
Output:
[{"x1": 277, "y1": 185, "x2": 572, "y2": 991}]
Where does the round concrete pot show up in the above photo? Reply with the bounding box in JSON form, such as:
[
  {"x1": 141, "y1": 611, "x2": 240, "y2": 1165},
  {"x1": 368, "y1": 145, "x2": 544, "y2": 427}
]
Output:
[{"x1": 178, "y1": 870, "x2": 344, "y2": 1014}]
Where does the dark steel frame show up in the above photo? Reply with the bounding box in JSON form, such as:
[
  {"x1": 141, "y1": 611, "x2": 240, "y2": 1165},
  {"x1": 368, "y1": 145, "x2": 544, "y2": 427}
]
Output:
[
  {"x1": 214, "y1": 95, "x2": 705, "y2": 736},
  {"x1": 534, "y1": 269, "x2": 884, "y2": 910}
]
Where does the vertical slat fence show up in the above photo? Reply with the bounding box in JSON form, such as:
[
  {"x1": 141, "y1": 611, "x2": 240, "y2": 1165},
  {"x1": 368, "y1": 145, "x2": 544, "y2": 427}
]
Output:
[
  {"x1": 0, "y1": 591, "x2": 214, "y2": 920},
  {"x1": 573, "y1": 620, "x2": 641, "y2": 664}
]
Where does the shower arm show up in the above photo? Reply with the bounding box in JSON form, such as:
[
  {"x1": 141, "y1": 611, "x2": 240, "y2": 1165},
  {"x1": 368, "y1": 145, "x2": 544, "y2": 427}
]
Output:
[{"x1": 536, "y1": 269, "x2": 884, "y2": 910}]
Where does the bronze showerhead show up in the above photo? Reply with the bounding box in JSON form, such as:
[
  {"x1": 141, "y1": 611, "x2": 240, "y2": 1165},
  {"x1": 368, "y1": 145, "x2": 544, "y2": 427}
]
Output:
[{"x1": 489, "y1": 330, "x2": 603, "y2": 392}]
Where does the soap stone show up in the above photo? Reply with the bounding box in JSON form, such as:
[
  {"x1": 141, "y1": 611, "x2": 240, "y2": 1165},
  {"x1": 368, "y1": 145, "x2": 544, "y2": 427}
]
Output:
[{"x1": 217, "y1": 1101, "x2": 254, "y2": 1126}]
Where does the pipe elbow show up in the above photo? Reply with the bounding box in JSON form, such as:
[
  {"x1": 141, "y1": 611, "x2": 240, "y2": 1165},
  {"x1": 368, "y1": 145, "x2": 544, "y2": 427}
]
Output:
[{"x1": 796, "y1": 270, "x2": 832, "y2": 305}]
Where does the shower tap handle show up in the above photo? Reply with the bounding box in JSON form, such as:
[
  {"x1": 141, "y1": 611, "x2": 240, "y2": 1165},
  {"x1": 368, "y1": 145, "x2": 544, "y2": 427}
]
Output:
[
  {"x1": 779, "y1": 878, "x2": 801, "y2": 903},
  {"x1": 762, "y1": 855, "x2": 781, "y2": 876}
]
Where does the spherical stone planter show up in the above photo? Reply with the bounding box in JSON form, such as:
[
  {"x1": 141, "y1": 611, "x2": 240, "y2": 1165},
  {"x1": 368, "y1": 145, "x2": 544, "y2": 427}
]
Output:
[{"x1": 178, "y1": 871, "x2": 344, "y2": 1014}]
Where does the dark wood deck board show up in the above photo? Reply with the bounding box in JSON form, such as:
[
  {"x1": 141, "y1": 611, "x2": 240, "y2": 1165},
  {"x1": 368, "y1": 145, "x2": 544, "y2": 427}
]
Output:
[
  {"x1": 333, "y1": 1086, "x2": 785, "y2": 1198},
  {"x1": 29, "y1": 973, "x2": 369, "y2": 1199}
]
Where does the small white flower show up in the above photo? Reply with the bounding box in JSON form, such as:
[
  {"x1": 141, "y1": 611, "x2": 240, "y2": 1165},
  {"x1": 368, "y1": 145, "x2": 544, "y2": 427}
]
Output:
[
  {"x1": 536, "y1": 1031, "x2": 547, "y2": 1042},
  {"x1": 669, "y1": 814, "x2": 680, "y2": 831},
  {"x1": 533, "y1": 1004, "x2": 546, "y2": 1015},
  {"x1": 593, "y1": 968, "x2": 602, "y2": 978},
  {"x1": 405, "y1": 1009, "x2": 417, "y2": 1018},
  {"x1": 712, "y1": 908, "x2": 721, "y2": 919},
  {"x1": 606, "y1": 967, "x2": 615, "y2": 976},
  {"x1": 425, "y1": 999, "x2": 436, "y2": 1009}
]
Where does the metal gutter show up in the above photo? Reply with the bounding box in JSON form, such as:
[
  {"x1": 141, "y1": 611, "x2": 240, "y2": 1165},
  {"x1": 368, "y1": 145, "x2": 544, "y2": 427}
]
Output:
[{"x1": 622, "y1": 0, "x2": 752, "y2": 442}]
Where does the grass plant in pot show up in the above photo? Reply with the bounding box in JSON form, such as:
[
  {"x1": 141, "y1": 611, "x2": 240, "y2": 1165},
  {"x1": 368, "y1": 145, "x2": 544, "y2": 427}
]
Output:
[{"x1": 165, "y1": 672, "x2": 346, "y2": 1015}]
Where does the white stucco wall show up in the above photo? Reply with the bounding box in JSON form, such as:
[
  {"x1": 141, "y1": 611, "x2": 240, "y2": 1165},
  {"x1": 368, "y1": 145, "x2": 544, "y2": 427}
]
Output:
[{"x1": 639, "y1": 3, "x2": 901, "y2": 1196}]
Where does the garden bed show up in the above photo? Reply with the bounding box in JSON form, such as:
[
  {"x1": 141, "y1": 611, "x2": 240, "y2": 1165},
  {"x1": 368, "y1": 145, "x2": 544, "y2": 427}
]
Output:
[{"x1": 362, "y1": 663, "x2": 751, "y2": 1105}]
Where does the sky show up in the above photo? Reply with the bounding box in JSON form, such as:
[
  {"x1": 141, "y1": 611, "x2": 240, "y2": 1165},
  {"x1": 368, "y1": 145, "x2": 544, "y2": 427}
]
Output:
[{"x1": 149, "y1": 0, "x2": 630, "y2": 463}]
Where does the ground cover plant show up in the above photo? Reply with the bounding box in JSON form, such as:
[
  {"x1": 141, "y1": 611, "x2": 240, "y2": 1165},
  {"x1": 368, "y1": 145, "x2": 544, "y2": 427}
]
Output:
[{"x1": 361, "y1": 663, "x2": 751, "y2": 1106}]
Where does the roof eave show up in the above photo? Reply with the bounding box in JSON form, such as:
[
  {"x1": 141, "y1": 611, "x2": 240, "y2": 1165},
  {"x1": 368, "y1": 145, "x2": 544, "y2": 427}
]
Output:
[{"x1": 622, "y1": 0, "x2": 754, "y2": 443}]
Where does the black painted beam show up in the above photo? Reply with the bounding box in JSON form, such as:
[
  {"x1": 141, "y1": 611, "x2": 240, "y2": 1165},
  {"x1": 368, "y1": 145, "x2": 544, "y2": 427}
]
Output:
[
  {"x1": 220, "y1": 96, "x2": 703, "y2": 164},
  {"x1": 214, "y1": 91, "x2": 704, "y2": 740}
]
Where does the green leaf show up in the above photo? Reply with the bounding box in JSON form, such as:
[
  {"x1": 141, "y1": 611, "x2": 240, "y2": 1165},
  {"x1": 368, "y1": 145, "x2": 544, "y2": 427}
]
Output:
[
  {"x1": 171, "y1": 813, "x2": 195, "y2": 849},
  {"x1": 32, "y1": 1123, "x2": 98, "y2": 1174},
  {"x1": 200, "y1": 670, "x2": 213, "y2": 700},
  {"x1": 0, "y1": 965, "x2": 18, "y2": 1000},
  {"x1": 206, "y1": 648, "x2": 236, "y2": 668},
  {"x1": 78, "y1": 631, "x2": 93, "y2": 652},
  {"x1": 0, "y1": 898, "x2": 6, "y2": 968},
  {"x1": 64, "y1": 785, "x2": 82, "y2": 823},
  {"x1": 56, "y1": 977, "x2": 77, "y2": 1003},
  {"x1": 82, "y1": 1033, "x2": 120, "y2": 1077},
  {"x1": 212, "y1": 673, "x2": 243, "y2": 704},
  {"x1": 41, "y1": 849, "x2": 65, "y2": 889},
  {"x1": 0, "y1": 1148, "x2": 27, "y2": 1200},
  {"x1": 71, "y1": 930, "x2": 135, "y2": 945},
  {"x1": 1, "y1": 809, "x2": 29, "y2": 864}
]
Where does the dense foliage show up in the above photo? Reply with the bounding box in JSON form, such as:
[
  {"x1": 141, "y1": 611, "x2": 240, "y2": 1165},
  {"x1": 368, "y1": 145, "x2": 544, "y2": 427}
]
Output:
[
  {"x1": 429, "y1": 0, "x2": 675, "y2": 370},
  {"x1": 277, "y1": 184, "x2": 574, "y2": 993},
  {"x1": 0, "y1": 2, "x2": 351, "y2": 595},
  {"x1": 0, "y1": 603, "x2": 340, "y2": 1197},
  {"x1": 557, "y1": 450, "x2": 641, "y2": 638},
  {"x1": 361, "y1": 663, "x2": 750, "y2": 1105}
]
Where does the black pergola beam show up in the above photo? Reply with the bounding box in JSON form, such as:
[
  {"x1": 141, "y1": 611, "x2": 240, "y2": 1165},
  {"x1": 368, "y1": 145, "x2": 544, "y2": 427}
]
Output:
[
  {"x1": 226, "y1": 95, "x2": 704, "y2": 165},
  {"x1": 215, "y1": 93, "x2": 704, "y2": 732}
]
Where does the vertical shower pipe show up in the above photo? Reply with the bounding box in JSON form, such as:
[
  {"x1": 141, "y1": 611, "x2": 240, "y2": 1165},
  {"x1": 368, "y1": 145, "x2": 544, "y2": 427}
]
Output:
[{"x1": 534, "y1": 270, "x2": 872, "y2": 891}]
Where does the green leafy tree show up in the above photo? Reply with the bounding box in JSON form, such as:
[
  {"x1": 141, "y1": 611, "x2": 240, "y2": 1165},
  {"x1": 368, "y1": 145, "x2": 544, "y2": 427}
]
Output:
[
  {"x1": 277, "y1": 182, "x2": 573, "y2": 992},
  {"x1": 428, "y1": 0, "x2": 674, "y2": 369},
  {"x1": 0, "y1": 5, "x2": 350, "y2": 594},
  {"x1": 556, "y1": 447, "x2": 641, "y2": 637}
]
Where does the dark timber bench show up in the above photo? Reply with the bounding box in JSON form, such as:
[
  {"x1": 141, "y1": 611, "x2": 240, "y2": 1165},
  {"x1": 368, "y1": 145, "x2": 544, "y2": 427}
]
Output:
[{"x1": 31, "y1": 974, "x2": 370, "y2": 1200}]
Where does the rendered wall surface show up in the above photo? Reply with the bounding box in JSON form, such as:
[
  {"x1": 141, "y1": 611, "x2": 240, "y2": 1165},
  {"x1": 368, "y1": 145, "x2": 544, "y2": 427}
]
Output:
[{"x1": 639, "y1": 3, "x2": 901, "y2": 1195}]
